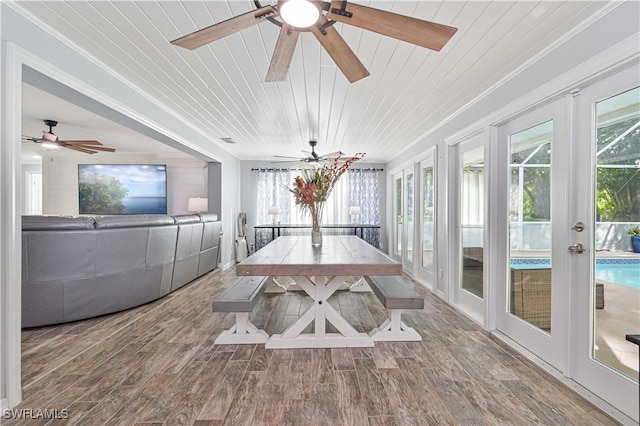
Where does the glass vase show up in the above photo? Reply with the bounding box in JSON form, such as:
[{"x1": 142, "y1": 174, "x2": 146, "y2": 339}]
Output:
[{"x1": 311, "y1": 210, "x2": 322, "y2": 247}]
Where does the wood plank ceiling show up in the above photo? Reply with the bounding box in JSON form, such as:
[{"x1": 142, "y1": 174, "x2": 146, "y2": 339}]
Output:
[{"x1": 13, "y1": 1, "x2": 609, "y2": 162}]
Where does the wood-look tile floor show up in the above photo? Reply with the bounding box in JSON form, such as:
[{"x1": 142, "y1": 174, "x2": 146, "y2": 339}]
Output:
[{"x1": 13, "y1": 267, "x2": 619, "y2": 426}]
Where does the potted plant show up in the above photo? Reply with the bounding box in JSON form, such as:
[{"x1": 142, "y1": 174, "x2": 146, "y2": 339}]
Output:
[{"x1": 628, "y1": 226, "x2": 640, "y2": 253}]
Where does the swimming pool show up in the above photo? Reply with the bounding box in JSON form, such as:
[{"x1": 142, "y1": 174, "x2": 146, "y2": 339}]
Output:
[{"x1": 510, "y1": 258, "x2": 640, "y2": 289}]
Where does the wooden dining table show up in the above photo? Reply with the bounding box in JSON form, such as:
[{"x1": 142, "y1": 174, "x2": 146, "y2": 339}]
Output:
[{"x1": 236, "y1": 235, "x2": 402, "y2": 349}]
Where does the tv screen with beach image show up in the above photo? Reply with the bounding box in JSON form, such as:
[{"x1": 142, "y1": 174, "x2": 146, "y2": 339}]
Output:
[{"x1": 79, "y1": 164, "x2": 167, "y2": 214}]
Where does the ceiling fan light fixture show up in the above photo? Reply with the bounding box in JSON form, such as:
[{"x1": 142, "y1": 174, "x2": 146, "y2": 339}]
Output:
[
  {"x1": 41, "y1": 140, "x2": 60, "y2": 150},
  {"x1": 279, "y1": 0, "x2": 320, "y2": 28},
  {"x1": 42, "y1": 131, "x2": 57, "y2": 142}
]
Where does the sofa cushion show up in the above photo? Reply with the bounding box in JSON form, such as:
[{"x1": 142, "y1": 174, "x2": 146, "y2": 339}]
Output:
[
  {"x1": 198, "y1": 213, "x2": 218, "y2": 222},
  {"x1": 175, "y1": 223, "x2": 204, "y2": 259},
  {"x1": 95, "y1": 228, "x2": 149, "y2": 275},
  {"x1": 22, "y1": 215, "x2": 96, "y2": 230},
  {"x1": 147, "y1": 225, "x2": 178, "y2": 266},
  {"x1": 24, "y1": 231, "x2": 97, "y2": 282},
  {"x1": 173, "y1": 214, "x2": 201, "y2": 225},
  {"x1": 94, "y1": 214, "x2": 175, "y2": 229},
  {"x1": 201, "y1": 221, "x2": 221, "y2": 250}
]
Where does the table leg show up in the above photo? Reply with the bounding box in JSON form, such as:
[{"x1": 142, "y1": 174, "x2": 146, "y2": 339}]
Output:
[
  {"x1": 265, "y1": 275, "x2": 374, "y2": 349},
  {"x1": 315, "y1": 276, "x2": 326, "y2": 337}
]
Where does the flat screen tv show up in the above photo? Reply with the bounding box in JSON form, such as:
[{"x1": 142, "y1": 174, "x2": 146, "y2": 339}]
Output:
[{"x1": 79, "y1": 164, "x2": 167, "y2": 214}]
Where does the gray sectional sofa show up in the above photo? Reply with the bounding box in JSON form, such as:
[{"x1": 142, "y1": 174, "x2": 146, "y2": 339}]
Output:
[{"x1": 21, "y1": 213, "x2": 222, "y2": 328}]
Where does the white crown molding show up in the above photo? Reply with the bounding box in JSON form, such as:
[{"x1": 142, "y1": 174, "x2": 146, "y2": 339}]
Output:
[{"x1": 4, "y1": 2, "x2": 234, "y2": 163}]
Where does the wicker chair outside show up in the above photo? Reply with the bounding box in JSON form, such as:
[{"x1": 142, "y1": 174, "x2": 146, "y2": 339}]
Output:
[
  {"x1": 511, "y1": 268, "x2": 605, "y2": 330},
  {"x1": 511, "y1": 268, "x2": 552, "y2": 329}
]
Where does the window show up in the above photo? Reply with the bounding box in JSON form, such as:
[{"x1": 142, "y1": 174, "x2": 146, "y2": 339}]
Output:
[{"x1": 255, "y1": 168, "x2": 381, "y2": 233}]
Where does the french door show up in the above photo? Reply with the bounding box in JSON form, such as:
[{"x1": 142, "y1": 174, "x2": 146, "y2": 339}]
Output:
[
  {"x1": 402, "y1": 166, "x2": 415, "y2": 273},
  {"x1": 417, "y1": 152, "x2": 437, "y2": 290},
  {"x1": 449, "y1": 134, "x2": 486, "y2": 324},
  {"x1": 496, "y1": 65, "x2": 639, "y2": 420},
  {"x1": 495, "y1": 99, "x2": 567, "y2": 370},
  {"x1": 391, "y1": 173, "x2": 403, "y2": 261},
  {"x1": 570, "y1": 65, "x2": 639, "y2": 421},
  {"x1": 390, "y1": 167, "x2": 416, "y2": 275}
]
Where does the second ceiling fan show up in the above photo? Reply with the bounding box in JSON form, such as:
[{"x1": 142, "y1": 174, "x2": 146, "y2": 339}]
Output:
[
  {"x1": 171, "y1": 0, "x2": 457, "y2": 83},
  {"x1": 272, "y1": 140, "x2": 342, "y2": 165},
  {"x1": 22, "y1": 120, "x2": 116, "y2": 155}
]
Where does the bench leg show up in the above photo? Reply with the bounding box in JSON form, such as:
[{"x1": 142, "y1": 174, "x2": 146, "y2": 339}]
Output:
[
  {"x1": 369, "y1": 310, "x2": 422, "y2": 342},
  {"x1": 347, "y1": 277, "x2": 373, "y2": 292},
  {"x1": 214, "y1": 312, "x2": 269, "y2": 345}
]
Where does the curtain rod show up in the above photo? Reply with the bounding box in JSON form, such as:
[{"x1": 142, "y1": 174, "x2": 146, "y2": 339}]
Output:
[{"x1": 251, "y1": 167, "x2": 384, "y2": 172}]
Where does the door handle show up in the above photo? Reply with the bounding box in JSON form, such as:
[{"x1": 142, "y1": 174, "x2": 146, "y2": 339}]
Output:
[
  {"x1": 568, "y1": 243, "x2": 585, "y2": 254},
  {"x1": 572, "y1": 221, "x2": 585, "y2": 232}
]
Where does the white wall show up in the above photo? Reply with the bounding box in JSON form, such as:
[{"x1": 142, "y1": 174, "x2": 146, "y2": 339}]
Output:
[{"x1": 40, "y1": 153, "x2": 207, "y2": 216}]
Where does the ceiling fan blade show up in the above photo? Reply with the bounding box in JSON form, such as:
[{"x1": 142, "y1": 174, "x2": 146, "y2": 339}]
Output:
[
  {"x1": 64, "y1": 145, "x2": 97, "y2": 154},
  {"x1": 273, "y1": 155, "x2": 304, "y2": 160},
  {"x1": 265, "y1": 24, "x2": 299, "y2": 82},
  {"x1": 271, "y1": 159, "x2": 302, "y2": 164},
  {"x1": 310, "y1": 16, "x2": 369, "y2": 83},
  {"x1": 59, "y1": 140, "x2": 103, "y2": 145},
  {"x1": 319, "y1": 150, "x2": 343, "y2": 159},
  {"x1": 76, "y1": 146, "x2": 116, "y2": 153},
  {"x1": 171, "y1": 6, "x2": 277, "y2": 50},
  {"x1": 327, "y1": 1, "x2": 457, "y2": 51}
]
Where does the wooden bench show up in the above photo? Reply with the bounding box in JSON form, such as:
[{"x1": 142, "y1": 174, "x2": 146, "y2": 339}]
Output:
[
  {"x1": 364, "y1": 275, "x2": 424, "y2": 342},
  {"x1": 212, "y1": 276, "x2": 269, "y2": 344}
]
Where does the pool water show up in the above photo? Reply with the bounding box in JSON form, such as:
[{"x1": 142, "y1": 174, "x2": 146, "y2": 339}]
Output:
[
  {"x1": 510, "y1": 258, "x2": 640, "y2": 289},
  {"x1": 594, "y1": 263, "x2": 640, "y2": 289}
]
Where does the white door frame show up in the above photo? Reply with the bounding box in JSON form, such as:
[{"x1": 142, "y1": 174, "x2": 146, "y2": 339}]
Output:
[
  {"x1": 416, "y1": 150, "x2": 437, "y2": 291},
  {"x1": 1, "y1": 42, "x2": 26, "y2": 410},
  {"x1": 389, "y1": 169, "x2": 403, "y2": 262},
  {"x1": 493, "y1": 99, "x2": 568, "y2": 371},
  {"x1": 569, "y1": 64, "x2": 639, "y2": 422},
  {"x1": 447, "y1": 131, "x2": 488, "y2": 325},
  {"x1": 402, "y1": 164, "x2": 416, "y2": 275}
]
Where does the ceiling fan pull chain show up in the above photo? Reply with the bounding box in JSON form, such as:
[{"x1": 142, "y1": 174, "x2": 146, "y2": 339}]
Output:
[{"x1": 331, "y1": 1, "x2": 353, "y2": 18}]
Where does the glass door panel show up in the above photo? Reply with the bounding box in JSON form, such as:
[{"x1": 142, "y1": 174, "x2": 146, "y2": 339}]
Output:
[
  {"x1": 404, "y1": 169, "x2": 414, "y2": 271},
  {"x1": 418, "y1": 155, "x2": 437, "y2": 289},
  {"x1": 592, "y1": 87, "x2": 640, "y2": 380},
  {"x1": 460, "y1": 146, "x2": 485, "y2": 299},
  {"x1": 421, "y1": 164, "x2": 435, "y2": 272},
  {"x1": 508, "y1": 121, "x2": 553, "y2": 332},
  {"x1": 393, "y1": 175, "x2": 403, "y2": 259}
]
